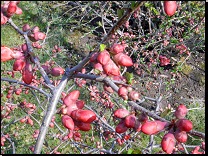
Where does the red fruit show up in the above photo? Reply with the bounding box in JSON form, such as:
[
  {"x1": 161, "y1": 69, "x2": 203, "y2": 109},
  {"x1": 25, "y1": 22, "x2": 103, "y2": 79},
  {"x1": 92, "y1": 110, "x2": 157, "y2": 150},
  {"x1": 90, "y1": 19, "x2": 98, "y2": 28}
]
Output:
[
  {"x1": 15, "y1": 7, "x2": 22, "y2": 15},
  {"x1": 138, "y1": 113, "x2": 148, "y2": 123},
  {"x1": 110, "y1": 44, "x2": 125, "y2": 54},
  {"x1": 1, "y1": 13, "x2": 7, "y2": 25},
  {"x1": 32, "y1": 26, "x2": 39, "y2": 33},
  {"x1": 51, "y1": 67, "x2": 64, "y2": 77},
  {"x1": 15, "y1": 88, "x2": 22, "y2": 95},
  {"x1": 49, "y1": 122, "x2": 54, "y2": 128},
  {"x1": 71, "y1": 109, "x2": 96, "y2": 123},
  {"x1": 61, "y1": 115, "x2": 74, "y2": 130},
  {"x1": 164, "y1": 1, "x2": 177, "y2": 16},
  {"x1": 28, "y1": 118, "x2": 33, "y2": 125},
  {"x1": 74, "y1": 132, "x2": 81, "y2": 138},
  {"x1": 176, "y1": 119, "x2": 193, "y2": 132},
  {"x1": 115, "y1": 119, "x2": 129, "y2": 134},
  {"x1": 174, "y1": 105, "x2": 187, "y2": 119},
  {"x1": 75, "y1": 101, "x2": 85, "y2": 109},
  {"x1": 103, "y1": 59, "x2": 120, "y2": 76},
  {"x1": 97, "y1": 50, "x2": 110, "y2": 65},
  {"x1": 133, "y1": 120, "x2": 142, "y2": 132},
  {"x1": 33, "y1": 133, "x2": 39, "y2": 138},
  {"x1": 7, "y1": 1, "x2": 17, "y2": 17},
  {"x1": 161, "y1": 130, "x2": 175, "y2": 154},
  {"x1": 128, "y1": 91, "x2": 139, "y2": 101},
  {"x1": 22, "y1": 24, "x2": 30, "y2": 32},
  {"x1": 33, "y1": 32, "x2": 46, "y2": 41},
  {"x1": 63, "y1": 90, "x2": 80, "y2": 105},
  {"x1": 103, "y1": 83, "x2": 114, "y2": 93},
  {"x1": 22, "y1": 60, "x2": 33, "y2": 84},
  {"x1": 192, "y1": 146, "x2": 203, "y2": 154},
  {"x1": 113, "y1": 53, "x2": 133, "y2": 67},
  {"x1": 124, "y1": 135, "x2": 130, "y2": 140},
  {"x1": 13, "y1": 59, "x2": 25, "y2": 71},
  {"x1": 174, "y1": 129, "x2": 187, "y2": 143},
  {"x1": 114, "y1": 108, "x2": 129, "y2": 119},
  {"x1": 62, "y1": 104, "x2": 79, "y2": 116},
  {"x1": 74, "y1": 120, "x2": 91, "y2": 131},
  {"x1": 141, "y1": 120, "x2": 171, "y2": 135},
  {"x1": 93, "y1": 62, "x2": 103, "y2": 72},
  {"x1": 118, "y1": 87, "x2": 128, "y2": 100},
  {"x1": 90, "y1": 52, "x2": 99, "y2": 63},
  {"x1": 68, "y1": 131, "x2": 73, "y2": 139},
  {"x1": 1, "y1": 45, "x2": 15, "y2": 62},
  {"x1": 124, "y1": 115, "x2": 137, "y2": 128}
]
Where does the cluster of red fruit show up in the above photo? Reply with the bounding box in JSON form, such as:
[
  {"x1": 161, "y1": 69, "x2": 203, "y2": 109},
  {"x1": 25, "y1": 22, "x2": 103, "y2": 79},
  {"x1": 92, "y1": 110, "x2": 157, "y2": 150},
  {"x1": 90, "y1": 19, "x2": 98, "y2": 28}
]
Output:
[
  {"x1": 59, "y1": 90, "x2": 96, "y2": 134},
  {"x1": 114, "y1": 108, "x2": 148, "y2": 134},
  {"x1": 90, "y1": 43, "x2": 133, "y2": 77},
  {"x1": 1, "y1": 134, "x2": 10, "y2": 146},
  {"x1": 141, "y1": 105, "x2": 194, "y2": 154},
  {"x1": 1, "y1": 1, "x2": 22, "y2": 25}
]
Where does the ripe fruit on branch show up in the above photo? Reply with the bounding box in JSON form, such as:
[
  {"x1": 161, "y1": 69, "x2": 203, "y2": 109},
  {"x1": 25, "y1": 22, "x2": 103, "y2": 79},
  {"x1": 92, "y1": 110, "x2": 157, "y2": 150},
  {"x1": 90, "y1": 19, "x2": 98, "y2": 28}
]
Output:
[
  {"x1": 61, "y1": 115, "x2": 74, "y2": 130},
  {"x1": 124, "y1": 115, "x2": 136, "y2": 128},
  {"x1": 114, "y1": 108, "x2": 129, "y2": 119},
  {"x1": 74, "y1": 120, "x2": 91, "y2": 131},
  {"x1": 1, "y1": 45, "x2": 24, "y2": 62},
  {"x1": 115, "y1": 119, "x2": 128, "y2": 133},
  {"x1": 133, "y1": 120, "x2": 142, "y2": 132},
  {"x1": 71, "y1": 109, "x2": 96, "y2": 123},
  {"x1": 63, "y1": 90, "x2": 80, "y2": 106},
  {"x1": 1, "y1": 12, "x2": 7, "y2": 25},
  {"x1": 110, "y1": 44, "x2": 125, "y2": 54},
  {"x1": 22, "y1": 60, "x2": 33, "y2": 85},
  {"x1": 33, "y1": 32, "x2": 46, "y2": 41},
  {"x1": 141, "y1": 120, "x2": 171, "y2": 135},
  {"x1": 176, "y1": 119, "x2": 193, "y2": 132},
  {"x1": 174, "y1": 105, "x2": 187, "y2": 119},
  {"x1": 174, "y1": 129, "x2": 187, "y2": 143},
  {"x1": 161, "y1": 129, "x2": 175, "y2": 154},
  {"x1": 51, "y1": 67, "x2": 64, "y2": 77},
  {"x1": 61, "y1": 101, "x2": 85, "y2": 116},
  {"x1": 137, "y1": 113, "x2": 148, "y2": 123},
  {"x1": 13, "y1": 59, "x2": 25, "y2": 71},
  {"x1": 164, "y1": 1, "x2": 177, "y2": 16},
  {"x1": 93, "y1": 62, "x2": 103, "y2": 72},
  {"x1": 113, "y1": 53, "x2": 133, "y2": 67},
  {"x1": 103, "y1": 59, "x2": 120, "y2": 76},
  {"x1": 22, "y1": 24, "x2": 30, "y2": 32},
  {"x1": 118, "y1": 87, "x2": 128, "y2": 100},
  {"x1": 97, "y1": 50, "x2": 110, "y2": 65},
  {"x1": 7, "y1": 1, "x2": 17, "y2": 17},
  {"x1": 103, "y1": 83, "x2": 114, "y2": 93},
  {"x1": 90, "y1": 52, "x2": 99, "y2": 63},
  {"x1": 128, "y1": 91, "x2": 139, "y2": 101}
]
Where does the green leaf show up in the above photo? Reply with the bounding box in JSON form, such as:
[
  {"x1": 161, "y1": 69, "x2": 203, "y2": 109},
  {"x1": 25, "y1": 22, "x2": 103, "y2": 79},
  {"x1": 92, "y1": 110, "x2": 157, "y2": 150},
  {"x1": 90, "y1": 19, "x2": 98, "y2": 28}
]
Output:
[
  {"x1": 125, "y1": 72, "x2": 134, "y2": 84},
  {"x1": 160, "y1": 109, "x2": 171, "y2": 118},
  {"x1": 86, "y1": 44, "x2": 91, "y2": 51},
  {"x1": 132, "y1": 150, "x2": 142, "y2": 154},
  {"x1": 97, "y1": 21, "x2": 102, "y2": 26},
  {"x1": 127, "y1": 149, "x2": 134, "y2": 154},
  {"x1": 117, "y1": 9, "x2": 124, "y2": 19},
  {"x1": 131, "y1": 1, "x2": 136, "y2": 10},
  {"x1": 100, "y1": 44, "x2": 105, "y2": 52},
  {"x1": 94, "y1": 69, "x2": 101, "y2": 75}
]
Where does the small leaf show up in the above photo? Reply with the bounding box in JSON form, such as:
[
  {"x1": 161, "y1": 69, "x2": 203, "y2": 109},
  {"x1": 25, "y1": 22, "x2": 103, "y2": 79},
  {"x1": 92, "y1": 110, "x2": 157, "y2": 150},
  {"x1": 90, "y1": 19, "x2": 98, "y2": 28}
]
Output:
[
  {"x1": 117, "y1": 9, "x2": 124, "y2": 19},
  {"x1": 100, "y1": 44, "x2": 105, "y2": 52},
  {"x1": 94, "y1": 69, "x2": 101, "y2": 75},
  {"x1": 81, "y1": 8, "x2": 85, "y2": 12},
  {"x1": 127, "y1": 148, "x2": 134, "y2": 154},
  {"x1": 132, "y1": 150, "x2": 142, "y2": 154},
  {"x1": 97, "y1": 21, "x2": 102, "y2": 26},
  {"x1": 131, "y1": 1, "x2": 136, "y2": 10}
]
